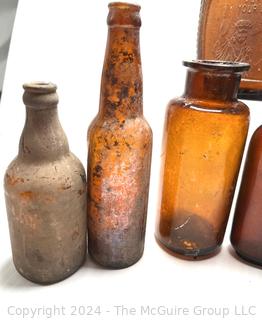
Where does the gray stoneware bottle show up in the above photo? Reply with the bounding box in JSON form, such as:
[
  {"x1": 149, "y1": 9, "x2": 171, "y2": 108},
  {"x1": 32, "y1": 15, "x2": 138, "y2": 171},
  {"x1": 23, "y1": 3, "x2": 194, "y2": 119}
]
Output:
[{"x1": 4, "y1": 82, "x2": 87, "y2": 284}]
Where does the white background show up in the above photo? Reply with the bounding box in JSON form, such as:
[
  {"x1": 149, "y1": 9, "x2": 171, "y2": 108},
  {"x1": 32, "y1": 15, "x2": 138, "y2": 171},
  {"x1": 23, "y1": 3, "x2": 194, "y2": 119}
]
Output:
[
  {"x1": 0, "y1": 1, "x2": 262, "y2": 319},
  {"x1": 0, "y1": 0, "x2": 18, "y2": 91}
]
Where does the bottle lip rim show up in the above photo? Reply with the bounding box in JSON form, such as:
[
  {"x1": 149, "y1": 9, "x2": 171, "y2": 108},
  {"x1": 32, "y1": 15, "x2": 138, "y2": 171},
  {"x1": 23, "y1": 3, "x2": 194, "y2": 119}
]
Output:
[
  {"x1": 108, "y1": 2, "x2": 141, "y2": 11},
  {"x1": 23, "y1": 82, "x2": 57, "y2": 94},
  {"x1": 183, "y1": 60, "x2": 250, "y2": 72}
]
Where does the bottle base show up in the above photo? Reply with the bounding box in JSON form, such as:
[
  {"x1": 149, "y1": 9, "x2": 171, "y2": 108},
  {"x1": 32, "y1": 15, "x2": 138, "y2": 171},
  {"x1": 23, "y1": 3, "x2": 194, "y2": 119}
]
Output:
[
  {"x1": 234, "y1": 248, "x2": 262, "y2": 267},
  {"x1": 13, "y1": 254, "x2": 86, "y2": 285},
  {"x1": 89, "y1": 250, "x2": 143, "y2": 269},
  {"x1": 155, "y1": 235, "x2": 221, "y2": 260}
]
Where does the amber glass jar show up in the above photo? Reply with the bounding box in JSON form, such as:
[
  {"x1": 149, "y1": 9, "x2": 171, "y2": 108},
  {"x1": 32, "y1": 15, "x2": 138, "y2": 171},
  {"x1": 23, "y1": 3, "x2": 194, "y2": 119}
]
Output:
[
  {"x1": 231, "y1": 126, "x2": 262, "y2": 266},
  {"x1": 87, "y1": 2, "x2": 152, "y2": 269},
  {"x1": 198, "y1": 0, "x2": 262, "y2": 100},
  {"x1": 156, "y1": 60, "x2": 250, "y2": 259}
]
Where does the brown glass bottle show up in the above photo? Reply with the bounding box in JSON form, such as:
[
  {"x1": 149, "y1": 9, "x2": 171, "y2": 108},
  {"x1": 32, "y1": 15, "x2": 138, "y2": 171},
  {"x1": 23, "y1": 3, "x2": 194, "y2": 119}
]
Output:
[
  {"x1": 4, "y1": 83, "x2": 87, "y2": 284},
  {"x1": 87, "y1": 3, "x2": 152, "y2": 269},
  {"x1": 231, "y1": 126, "x2": 262, "y2": 266},
  {"x1": 156, "y1": 60, "x2": 250, "y2": 258},
  {"x1": 198, "y1": 0, "x2": 262, "y2": 100}
]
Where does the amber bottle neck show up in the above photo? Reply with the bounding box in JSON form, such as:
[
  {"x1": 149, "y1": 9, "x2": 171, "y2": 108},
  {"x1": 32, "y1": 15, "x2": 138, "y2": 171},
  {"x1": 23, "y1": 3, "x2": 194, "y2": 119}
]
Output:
[
  {"x1": 99, "y1": 7, "x2": 143, "y2": 118},
  {"x1": 184, "y1": 68, "x2": 241, "y2": 102}
]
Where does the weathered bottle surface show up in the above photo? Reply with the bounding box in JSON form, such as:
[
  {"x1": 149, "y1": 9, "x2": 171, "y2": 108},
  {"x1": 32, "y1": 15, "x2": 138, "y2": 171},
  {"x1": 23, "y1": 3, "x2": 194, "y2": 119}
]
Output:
[
  {"x1": 198, "y1": 0, "x2": 262, "y2": 100},
  {"x1": 156, "y1": 60, "x2": 250, "y2": 258},
  {"x1": 4, "y1": 83, "x2": 87, "y2": 284},
  {"x1": 231, "y1": 126, "x2": 262, "y2": 266},
  {"x1": 87, "y1": 2, "x2": 152, "y2": 269}
]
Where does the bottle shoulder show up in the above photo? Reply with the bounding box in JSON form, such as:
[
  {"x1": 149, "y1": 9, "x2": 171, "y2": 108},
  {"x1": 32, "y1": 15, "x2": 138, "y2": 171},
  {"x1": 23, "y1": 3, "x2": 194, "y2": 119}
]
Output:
[
  {"x1": 88, "y1": 115, "x2": 152, "y2": 139},
  {"x1": 167, "y1": 97, "x2": 250, "y2": 116},
  {"x1": 88, "y1": 116, "x2": 152, "y2": 154},
  {"x1": 4, "y1": 153, "x2": 86, "y2": 192},
  {"x1": 249, "y1": 125, "x2": 262, "y2": 146}
]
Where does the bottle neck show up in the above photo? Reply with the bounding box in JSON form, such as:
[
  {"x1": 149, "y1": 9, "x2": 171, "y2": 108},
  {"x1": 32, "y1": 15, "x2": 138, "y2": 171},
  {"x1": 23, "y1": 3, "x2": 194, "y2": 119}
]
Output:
[
  {"x1": 19, "y1": 106, "x2": 69, "y2": 162},
  {"x1": 99, "y1": 26, "x2": 143, "y2": 118},
  {"x1": 184, "y1": 68, "x2": 241, "y2": 102}
]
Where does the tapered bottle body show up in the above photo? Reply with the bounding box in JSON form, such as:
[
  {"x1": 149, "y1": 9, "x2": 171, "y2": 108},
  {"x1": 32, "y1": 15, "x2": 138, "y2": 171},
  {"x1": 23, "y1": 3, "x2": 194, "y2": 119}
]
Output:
[
  {"x1": 198, "y1": 0, "x2": 262, "y2": 100},
  {"x1": 156, "y1": 61, "x2": 250, "y2": 258},
  {"x1": 4, "y1": 83, "x2": 87, "y2": 284},
  {"x1": 87, "y1": 3, "x2": 152, "y2": 269},
  {"x1": 231, "y1": 126, "x2": 262, "y2": 266}
]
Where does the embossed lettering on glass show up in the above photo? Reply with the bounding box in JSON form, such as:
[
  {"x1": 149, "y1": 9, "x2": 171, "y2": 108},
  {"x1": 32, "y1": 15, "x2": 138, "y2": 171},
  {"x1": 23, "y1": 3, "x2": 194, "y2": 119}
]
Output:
[{"x1": 198, "y1": 0, "x2": 262, "y2": 100}]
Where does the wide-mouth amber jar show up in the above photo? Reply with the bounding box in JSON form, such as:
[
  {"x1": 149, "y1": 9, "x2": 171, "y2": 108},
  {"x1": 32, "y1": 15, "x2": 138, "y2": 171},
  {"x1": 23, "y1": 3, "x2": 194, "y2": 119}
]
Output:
[{"x1": 156, "y1": 60, "x2": 250, "y2": 259}]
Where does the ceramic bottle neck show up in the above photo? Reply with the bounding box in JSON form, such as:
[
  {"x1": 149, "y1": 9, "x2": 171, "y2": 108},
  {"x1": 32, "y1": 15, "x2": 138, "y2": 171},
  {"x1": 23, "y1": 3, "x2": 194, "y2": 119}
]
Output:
[{"x1": 18, "y1": 83, "x2": 69, "y2": 162}]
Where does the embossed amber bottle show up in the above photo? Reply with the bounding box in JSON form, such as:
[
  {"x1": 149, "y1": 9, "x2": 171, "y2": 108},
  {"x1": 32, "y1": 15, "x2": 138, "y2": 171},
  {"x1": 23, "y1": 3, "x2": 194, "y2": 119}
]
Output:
[
  {"x1": 4, "y1": 83, "x2": 87, "y2": 284},
  {"x1": 156, "y1": 60, "x2": 250, "y2": 258},
  {"x1": 231, "y1": 126, "x2": 262, "y2": 266},
  {"x1": 87, "y1": 3, "x2": 152, "y2": 268},
  {"x1": 198, "y1": 0, "x2": 262, "y2": 100}
]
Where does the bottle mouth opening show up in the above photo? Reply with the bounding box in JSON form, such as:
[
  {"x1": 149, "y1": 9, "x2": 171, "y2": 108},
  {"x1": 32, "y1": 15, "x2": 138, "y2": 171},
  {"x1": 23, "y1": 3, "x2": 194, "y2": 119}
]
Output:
[
  {"x1": 23, "y1": 82, "x2": 57, "y2": 94},
  {"x1": 108, "y1": 2, "x2": 141, "y2": 11},
  {"x1": 183, "y1": 60, "x2": 250, "y2": 73}
]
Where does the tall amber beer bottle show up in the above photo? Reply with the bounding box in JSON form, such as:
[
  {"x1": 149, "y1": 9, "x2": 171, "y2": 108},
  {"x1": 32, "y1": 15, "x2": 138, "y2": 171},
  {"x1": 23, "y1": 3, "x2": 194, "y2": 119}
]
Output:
[{"x1": 87, "y1": 3, "x2": 152, "y2": 269}]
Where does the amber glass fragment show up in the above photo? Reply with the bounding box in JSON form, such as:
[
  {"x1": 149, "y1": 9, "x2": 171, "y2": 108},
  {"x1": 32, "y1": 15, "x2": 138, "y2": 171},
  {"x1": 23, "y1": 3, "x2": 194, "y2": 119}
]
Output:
[
  {"x1": 4, "y1": 83, "x2": 87, "y2": 284},
  {"x1": 87, "y1": 2, "x2": 152, "y2": 269},
  {"x1": 198, "y1": 0, "x2": 262, "y2": 100},
  {"x1": 231, "y1": 126, "x2": 262, "y2": 266},
  {"x1": 156, "y1": 60, "x2": 250, "y2": 259}
]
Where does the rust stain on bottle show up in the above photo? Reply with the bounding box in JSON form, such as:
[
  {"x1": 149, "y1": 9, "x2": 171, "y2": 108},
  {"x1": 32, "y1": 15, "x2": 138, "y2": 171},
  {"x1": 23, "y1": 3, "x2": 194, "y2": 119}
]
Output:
[
  {"x1": 19, "y1": 191, "x2": 34, "y2": 201},
  {"x1": 6, "y1": 174, "x2": 25, "y2": 186},
  {"x1": 87, "y1": 2, "x2": 152, "y2": 269}
]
